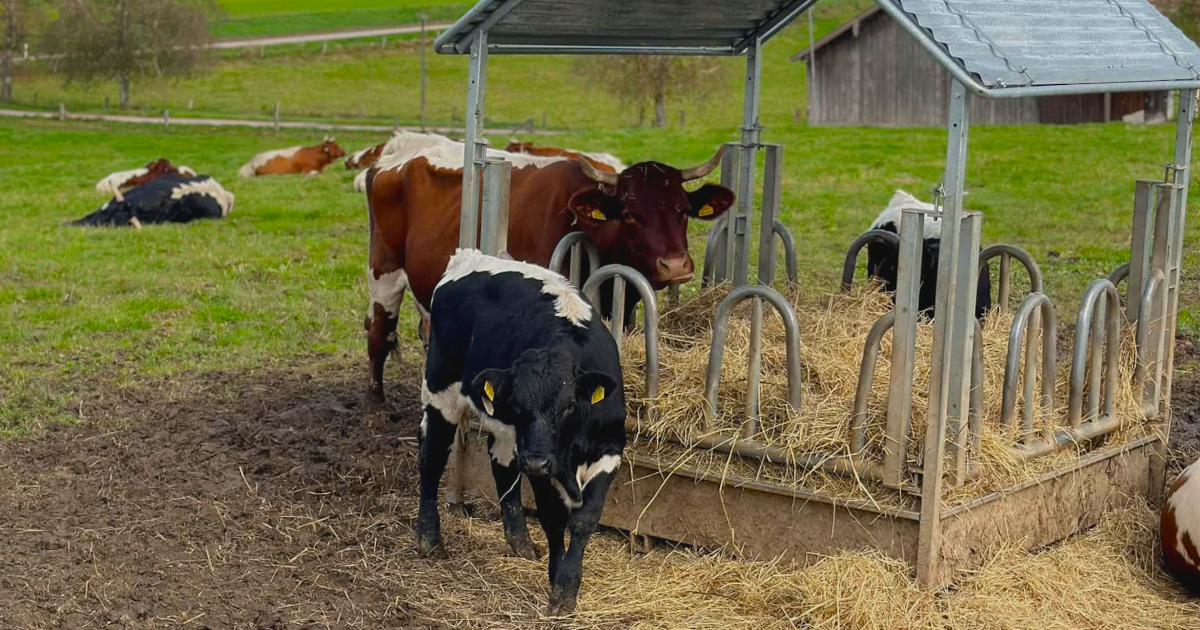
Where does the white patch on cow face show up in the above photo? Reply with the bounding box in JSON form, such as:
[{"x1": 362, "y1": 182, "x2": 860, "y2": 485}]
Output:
[
  {"x1": 353, "y1": 169, "x2": 369, "y2": 192},
  {"x1": 96, "y1": 167, "x2": 148, "y2": 196},
  {"x1": 1168, "y1": 459, "x2": 1200, "y2": 566},
  {"x1": 575, "y1": 454, "x2": 620, "y2": 493},
  {"x1": 437, "y1": 249, "x2": 591, "y2": 327},
  {"x1": 171, "y1": 178, "x2": 235, "y2": 217},
  {"x1": 373, "y1": 130, "x2": 568, "y2": 175},
  {"x1": 367, "y1": 268, "x2": 408, "y2": 318},
  {"x1": 478, "y1": 414, "x2": 517, "y2": 467},
  {"x1": 870, "y1": 189, "x2": 945, "y2": 240},
  {"x1": 421, "y1": 380, "x2": 466, "y2": 426},
  {"x1": 552, "y1": 478, "x2": 584, "y2": 510},
  {"x1": 238, "y1": 145, "x2": 302, "y2": 178}
]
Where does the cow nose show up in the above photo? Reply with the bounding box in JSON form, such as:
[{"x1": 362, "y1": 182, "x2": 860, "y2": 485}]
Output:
[
  {"x1": 522, "y1": 456, "x2": 551, "y2": 476},
  {"x1": 657, "y1": 255, "x2": 695, "y2": 284}
]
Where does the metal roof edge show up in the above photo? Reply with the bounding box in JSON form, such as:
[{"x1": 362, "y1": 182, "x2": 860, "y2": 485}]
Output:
[{"x1": 433, "y1": 0, "x2": 506, "y2": 54}]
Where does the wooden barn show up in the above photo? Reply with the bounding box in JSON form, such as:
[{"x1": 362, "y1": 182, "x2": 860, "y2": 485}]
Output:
[{"x1": 791, "y1": 5, "x2": 1171, "y2": 126}]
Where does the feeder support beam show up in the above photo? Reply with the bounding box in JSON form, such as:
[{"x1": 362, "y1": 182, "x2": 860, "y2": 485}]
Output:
[
  {"x1": 918, "y1": 79, "x2": 974, "y2": 588},
  {"x1": 728, "y1": 38, "x2": 762, "y2": 287},
  {"x1": 459, "y1": 30, "x2": 489, "y2": 250}
]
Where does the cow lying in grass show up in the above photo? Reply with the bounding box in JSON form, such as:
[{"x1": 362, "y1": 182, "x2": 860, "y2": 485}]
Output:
[
  {"x1": 238, "y1": 137, "x2": 346, "y2": 177},
  {"x1": 95, "y1": 158, "x2": 196, "y2": 201},
  {"x1": 866, "y1": 189, "x2": 991, "y2": 319},
  {"x1": 70, "y1": 174, "x2": 234, "y2": 227},
  {"x1": 1163, "y1": 457, "x2": 1200, "y2": 596},
  {"x1": 417, "y1": 249, "x2": 625, "y2": 616}
]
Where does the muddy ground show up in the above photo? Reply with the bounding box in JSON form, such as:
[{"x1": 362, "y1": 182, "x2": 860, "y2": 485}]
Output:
[{"x1": 2, "y1": 341, "x2": 1199, "y2": 630}]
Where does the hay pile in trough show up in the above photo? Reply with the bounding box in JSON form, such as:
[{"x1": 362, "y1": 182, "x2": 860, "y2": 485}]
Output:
[
  {"x1": 405, "y1": 500, "x2": 1198, "y2": 628},
  {"x1": 618, "y1": 284, "x2": 1150, "y2": 506}
]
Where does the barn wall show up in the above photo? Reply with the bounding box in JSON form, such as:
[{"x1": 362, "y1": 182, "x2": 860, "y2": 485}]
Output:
[{"x1": 803, "y1": 11, "x2": 1159, "y2": 127}]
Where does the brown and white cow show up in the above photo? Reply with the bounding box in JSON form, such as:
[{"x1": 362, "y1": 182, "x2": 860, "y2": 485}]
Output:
[
  {"x1": 505, "y1": 139, "x2": 626, "y2": 173},
  {"x1": 238, "y1": 136, "x2": 346, "y2": 177},
  {"x1": 346, "y1": 141, "x2": 387, "y2": 171},
  {"x1": 1163, "y1": 457, "x2": 1200, "y2": 596},
  {"x1": 363, "y1": 131, "x2": 733, "y2": 407},
  {"x1": 96, "y1": 158, "x2": 197, "y2": 201}
]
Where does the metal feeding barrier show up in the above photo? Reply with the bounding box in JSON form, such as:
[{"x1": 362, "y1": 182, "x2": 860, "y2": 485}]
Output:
[
  {"x1": 434, "y1": 0, "x2": 1197, "y2": 589},
  {"x1": 582, "y1": 265, "x2": 660, "y2": 401},
  {"x1": 1000, "y1": 293, "x2": 1057, "y2": 445},
  {"x1": 979, "y1": 245, "x2": 1043, "y2": 312},
  {"x1": 548, "y1": 231, "x2": 601, "y2": 287}
]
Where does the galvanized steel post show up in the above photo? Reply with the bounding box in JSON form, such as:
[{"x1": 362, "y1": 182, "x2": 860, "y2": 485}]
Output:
[
  {"x1": 459, "y1": 30, "x2": 489, "y2": 250},
  {"x1": 479, "y1": 157, "x2": 512, "y2": 256},
  {"x1": 582, "y1": 266, "x2": 660, "y2": 400},
  {"x1": 917, "y1": 79, "x2": 972, "y2": 588},
  {"x1": 946, "y1": 211, "x2": 982, "y2": 486},
  {"x1": 729, "y1": 39, "x2": 762, "y2": 287},
  {"x1": 883, "y1": 210, "x2": 925, "y2": 488},
  {"x1": 758, "y1": 144, "x2": 784, "y2": 285},
  {"x1": 1127, "y1": 181, "x2": 1156, "y2": 322}
]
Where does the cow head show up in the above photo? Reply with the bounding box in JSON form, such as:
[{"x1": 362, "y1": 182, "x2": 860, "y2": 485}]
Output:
[
  {"x1": 468, "y1": 348, "x2": 617, "y2": 479},
  {"x1": 319, "y1": 136, "x2": 347, "y2": 161},
  {"x1": 566, "y1": 147, "x2": 734, "y2": 289},
  {"x1": 145, "y1": 158, "x2": 174, "y2": 174}
]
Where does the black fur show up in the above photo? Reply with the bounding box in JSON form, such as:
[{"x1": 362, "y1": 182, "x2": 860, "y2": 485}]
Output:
[
  {"x1": 418, "y1": 255, "x2": 625, "y2": 615},
  {"x1": 69, "y1": 174, "x2": 227, "y2": 227},
  {"x1": 865, "y1": 220, "x2": 992, "y2": 320}
]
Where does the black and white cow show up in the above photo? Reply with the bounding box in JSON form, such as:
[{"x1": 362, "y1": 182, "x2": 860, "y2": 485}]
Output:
[
  {"x1": 417, "y1": 249, "x2": 626, "y2": 616},
  {"x1": 866, "y1": 189, "x2": 991, "y2": 320},
  {"x1": 69, "y1": 174, "x2": 234, "y2": 227}
]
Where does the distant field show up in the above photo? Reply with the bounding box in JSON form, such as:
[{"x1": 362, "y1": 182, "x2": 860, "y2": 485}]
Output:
[
  {"x1": 11, "y1": 1, "x2": 872, "y2": 130},
  {"x1": 2, "y1": 117, "x2": 1196, "y2": 434},
  {"x1": 211, "y1": 0, "x2": 468, "y2": 39}
]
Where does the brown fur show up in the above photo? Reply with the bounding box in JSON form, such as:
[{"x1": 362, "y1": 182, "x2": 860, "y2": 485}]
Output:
[
  {"x1": 1163, "y1": 462, "x2": 1200, "y2": 596},
  {"x1": 254, "y1": 140, "x2": 346, "y2": 176},
  {"x1": 504, "y1": 141, "x2": 617, "y2": 173},
  {"x1": 120, "y1": 159, "x2": 188, "y2": 189},
  {"x1": 346, "y1": 142, "x2": 386, "y2": 170}
]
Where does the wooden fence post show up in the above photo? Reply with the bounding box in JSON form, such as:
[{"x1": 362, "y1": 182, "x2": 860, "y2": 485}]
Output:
[
  {"x1": 273, "y1": 102, "x2": 280, "y2": 132},
  {"x1": 163, "y1": 109, "x2": 170, "y2": 129},
  {"x1": 57, "y1": 103, "x2": 65, "y2": 120}
]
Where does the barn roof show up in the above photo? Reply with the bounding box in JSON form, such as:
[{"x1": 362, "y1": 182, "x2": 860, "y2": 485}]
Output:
[{"x1": 437, "y1": 0, "x2": 1200, "y2": 97}]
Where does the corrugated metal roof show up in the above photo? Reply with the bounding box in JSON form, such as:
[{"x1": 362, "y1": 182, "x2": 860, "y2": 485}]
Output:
[
  {"x1": 435, "y1": 0, "x2": 1200, "y2": 95},
  {"x1": 434, "y1": 0, "x2": 813, "y2": 56},
  {"x1": 890, "y1": 0, "x2": 1200, "y2": 89}
]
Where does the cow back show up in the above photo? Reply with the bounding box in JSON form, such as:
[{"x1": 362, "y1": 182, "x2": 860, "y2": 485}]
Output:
[{"x1": 1163, "y1": 459, "x2": 1200, "y2": 595}]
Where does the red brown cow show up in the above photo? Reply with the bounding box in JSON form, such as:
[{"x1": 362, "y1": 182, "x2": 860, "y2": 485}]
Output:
[
  {"x1": 504, "y1": 139, "x2": 626, "y2": 173},
  {"x1": 95, "y1": 158, "x2": 197, "y2": 200},
  {"x1": 346, "y1": 141, "x2": 387, "y2": 170},
  {"x1": 238, "y1": 137, "x2": 346, "y2": 177},
  {"x1": 1163, "y1": 457, "x2": 1200, "y2": 595},
  {"x1": 363, "y1": 131, "x2": 732, "y2": 407}
]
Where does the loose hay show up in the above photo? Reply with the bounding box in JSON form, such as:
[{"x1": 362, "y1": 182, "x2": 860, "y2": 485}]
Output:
[
  {"x1": 618, "y1": 284, "x2": 1152, "y2": 507},
  {"x1": 406, "y1": 501, "x2": 1198, "y2": 629}
]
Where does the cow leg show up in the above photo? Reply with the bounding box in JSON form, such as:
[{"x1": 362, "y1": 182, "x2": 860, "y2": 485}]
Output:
[
  {"x1": 486, "y1": 429, "x2": 541, "y2": 560},
  {"x1": 530, "y1": 478, "x2": 568, "y2": 587},
  {"x1": 365, "y1": 266, "x2": 408, "y2": 408},
  {"x1": 547, "y1": 471, "x2": 614, "y2": 616},
  {"x1": 416, "y1": 404, "x2": 456, "y2": 558}
]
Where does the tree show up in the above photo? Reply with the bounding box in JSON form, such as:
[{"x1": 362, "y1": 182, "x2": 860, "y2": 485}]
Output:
[
  {"x1": 575, "y1": 56, "x2": 727, "y2": 128},
  {"x1": 1, "y1": 0, "x2": 45, "y2": 102},
  {"x1": 45, "y1": 0, "x2": 213, "y2": 108}
]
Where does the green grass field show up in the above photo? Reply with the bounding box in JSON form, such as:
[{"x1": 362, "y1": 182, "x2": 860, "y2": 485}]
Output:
[
  {"x1": 2, "y1": 117, "x2": 1196, "y2": 436},
  {"x1": 9, "y1": 1, "x2": 870, "y2": 130},
  {"x1": 210, "y1": 1, "x2": 469, "y2": 39}
]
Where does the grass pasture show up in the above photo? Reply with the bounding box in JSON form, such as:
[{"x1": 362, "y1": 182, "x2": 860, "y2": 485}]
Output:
[
  {"x1": 210, "y1": 0, "x2": 469, "y2": 39},
  {"x1": 2, "y1": 116, "x2": 1197, "y2": 437}
]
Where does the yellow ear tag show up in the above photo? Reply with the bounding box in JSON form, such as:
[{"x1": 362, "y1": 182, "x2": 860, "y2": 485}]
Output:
[
  {"x1": 698, "y1": 205, "x2": 714, "y2": 217},
  {"x1": 590, "y1": 209, "x2": 607, "y2": 221},
  {"x1": 484, "y1": 381, "x2": 495, "y2": 401},
  {"x1": 591, "y1": 386, "x2": 605, "y2": 405}
]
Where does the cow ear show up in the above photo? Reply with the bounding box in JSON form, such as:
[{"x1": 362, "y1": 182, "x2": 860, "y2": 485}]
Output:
[
  {"x1": 685, "y1": 184, "x2": 735, "y2": 220},
  {"x1": 470, "y1": 368, "x2": 511, "y2": 417},
  {"x1": 567, "y1": 187, "x2": 622, "y2": 224},
  {"x1": 576, "y1": 370, "x2": 618, "y2": 406}
]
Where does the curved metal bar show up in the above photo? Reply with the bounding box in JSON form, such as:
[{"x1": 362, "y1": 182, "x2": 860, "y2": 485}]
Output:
[
  {"x1": 978, "y1": 244, "x2": 1044, "y2": 311},
  {"x1": 1068, "y1": 279, "x2": 1122, "y2": 428},
  {"x1": 841, "y1": 230, "x2": 900, "y2": 292},
  {"x1": 772, "y1": 219, "x2": 799, "y2": 284},
  {"x1": 970, "y1": 320, "x2": 985, "y2": 455},
  {"x1": 582, "y1": 265, "x2": 659, "y2": 399},
  {"x1": 1134, "y1": 269, "x2": 1166, "y2": 418},
  {"x1": 549, "y1": 231, "x2": 600, "y2": 287},
  {"x1": 851, "y1": 313, "x2": 896, "y2": 453},
  {"x1": 1108, "y1": 262, "x2": 1130, "y2": 288},
  {"x1": 1000, "y1": 293, "x2": 1057, "y2": 442},
  {"x1": 703, "y1": 286, "x2": 803, "y2": 429},
  {"x1": 701, "y1": 215, "x2": 729, "y2": 288}
]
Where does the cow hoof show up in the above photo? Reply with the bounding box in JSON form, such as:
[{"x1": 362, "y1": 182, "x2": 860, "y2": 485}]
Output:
[
  {"x1": 508, "y1": 537, "x2": 543, "y2": 561},
  {"x1": 364, "y1": 387, "x2": 388, "y2": 411},
  {"x1": 545, "y1": 596, "x2": 576, "y2": 617},
  {"x1": 416, "y1": 536, "x2": 448, "y2": 559}
]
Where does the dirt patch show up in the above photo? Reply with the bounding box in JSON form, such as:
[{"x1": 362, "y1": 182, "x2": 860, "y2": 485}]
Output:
[
  {"x1": 0, "y1": 365, "x2": 432, "y2": 629},
  {"x1": 1169, "y1": 335, "x2": 1200, "y2": 468}
]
